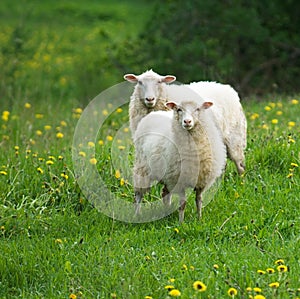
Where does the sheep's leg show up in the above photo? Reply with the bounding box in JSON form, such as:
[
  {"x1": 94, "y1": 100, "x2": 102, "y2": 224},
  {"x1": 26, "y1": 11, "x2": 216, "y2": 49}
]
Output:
[
  {"x1": 195, "y1": 188, "x2": 203, "y2": 219},
  {"x1": 178, "y1": 194, "x2": 186, "y2": 223},
  {"x1": 134, "y1": 190, "x2": 144, "y2": 215},
  {"x1": 162, "y1": 184, "x2": 172, "y2": 206}
]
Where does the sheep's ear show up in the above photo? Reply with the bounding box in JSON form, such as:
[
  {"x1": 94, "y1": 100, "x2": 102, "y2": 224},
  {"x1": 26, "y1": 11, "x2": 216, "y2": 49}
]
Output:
[
  {"x1": 165, "y1": 101, "x2": 177, "y2": 110},
  {"x1": 124, "y1": 74, "x2": 138, "y2": 83},
  {"x1": 161, "y1": 75, "x2": 176, "y2": 83},
  {"x1": 202, "y1": 102, "x2": 213, "y2": 109}
]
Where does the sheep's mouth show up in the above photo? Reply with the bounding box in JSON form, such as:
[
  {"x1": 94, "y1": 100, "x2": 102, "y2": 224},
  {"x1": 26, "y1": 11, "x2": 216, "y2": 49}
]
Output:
[
  {"x1": 183, "y1": 124, "x2": 193, "y2": 130},
  {"x1": 145, "y1": 101, "x2": 156, "y2": 108}
]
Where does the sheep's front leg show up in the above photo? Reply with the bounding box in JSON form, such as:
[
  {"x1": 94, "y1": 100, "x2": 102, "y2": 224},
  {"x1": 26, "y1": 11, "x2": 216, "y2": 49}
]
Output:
[
  {"x1": 134, "y1": 190, "x2": 145, "y2": 215},
  {"x1": 162, "y1": 184, "x2": 171, "y2": 206},
  {"x1": 179, "y1": 193, "x2": 186, "y2": 223},
  {"x1": 195, "y1": 188, "x2": 203, "y2": 219}
]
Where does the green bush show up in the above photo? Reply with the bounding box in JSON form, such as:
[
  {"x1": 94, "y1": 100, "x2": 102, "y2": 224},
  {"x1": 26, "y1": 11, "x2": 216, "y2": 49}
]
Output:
[{"x1": 125, "y1": 0, "x2": 300, "y2": 95}]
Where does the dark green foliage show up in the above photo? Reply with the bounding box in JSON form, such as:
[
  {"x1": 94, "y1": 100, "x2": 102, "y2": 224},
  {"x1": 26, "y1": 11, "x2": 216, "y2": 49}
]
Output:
[{"x1": 126, "y1": 0, "x2": 300, "y2": 95}]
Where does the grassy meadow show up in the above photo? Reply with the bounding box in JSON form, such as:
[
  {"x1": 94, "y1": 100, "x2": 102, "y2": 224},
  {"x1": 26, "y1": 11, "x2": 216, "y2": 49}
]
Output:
[{"x1": 0, "y1": 1, "x2": 300, "y2": 299}]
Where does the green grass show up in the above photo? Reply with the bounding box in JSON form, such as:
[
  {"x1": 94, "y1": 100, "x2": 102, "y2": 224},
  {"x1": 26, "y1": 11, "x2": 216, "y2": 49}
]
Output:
[{"x1": 1, "y1": 1, "x2": 300, "y2": 299}]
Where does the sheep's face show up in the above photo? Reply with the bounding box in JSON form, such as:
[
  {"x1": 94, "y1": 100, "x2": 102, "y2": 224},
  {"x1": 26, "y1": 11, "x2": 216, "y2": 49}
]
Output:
[
  {"x1": 124, "y1": 70, "x2": 176, "y2": 108},
  {"x1": 166, "y1": 101, "x2": 213, "y2": 131}
]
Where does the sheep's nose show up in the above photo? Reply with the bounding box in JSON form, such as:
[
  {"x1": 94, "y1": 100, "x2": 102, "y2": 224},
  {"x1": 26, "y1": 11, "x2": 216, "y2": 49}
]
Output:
[
  {"x1": 184, "y1": 119, "x2": 191, "y2": 125},
  {"x1": 146, "y1": 97, "x2": 155, "y2": 102}
]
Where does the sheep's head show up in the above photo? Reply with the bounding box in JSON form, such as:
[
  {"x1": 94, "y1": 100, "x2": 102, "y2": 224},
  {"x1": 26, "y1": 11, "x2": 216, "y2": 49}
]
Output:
[
  {"x1": 124, "y1": 70, "x2": 176, "y2": 108},
  {"x1": 166, "y1": 101, "x2": 213, "y2": 131}
]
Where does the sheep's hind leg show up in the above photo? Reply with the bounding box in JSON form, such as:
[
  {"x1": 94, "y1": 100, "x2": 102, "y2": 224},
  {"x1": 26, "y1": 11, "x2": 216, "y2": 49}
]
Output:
[
  {"x1": 162, "y1": 184, "x2": 172, "y2": 207},
  {"x1": 195, "y1": 188, "x2": 203, "y2": 219},
  {"x1": 178, "y1": 194, "x2": 186, "y2": 223}
]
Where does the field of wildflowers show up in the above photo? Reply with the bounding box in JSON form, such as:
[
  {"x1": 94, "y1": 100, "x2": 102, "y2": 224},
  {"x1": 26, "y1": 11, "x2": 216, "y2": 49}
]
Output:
[{"x1": 0, "y1": 1, "x2": 299, "y2": 298}]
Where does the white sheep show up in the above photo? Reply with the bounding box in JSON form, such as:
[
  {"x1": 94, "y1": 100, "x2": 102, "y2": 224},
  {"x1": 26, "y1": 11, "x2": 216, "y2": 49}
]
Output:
[
  {"x1": 124, "y1": 69, "x2": 176, "y2": 134},
  {"x1": 124, "y1": 70, "x2": 247, "y2": 175},
  {"x1": 133, "y1": 86, "x2": 226, "y2": 222}
]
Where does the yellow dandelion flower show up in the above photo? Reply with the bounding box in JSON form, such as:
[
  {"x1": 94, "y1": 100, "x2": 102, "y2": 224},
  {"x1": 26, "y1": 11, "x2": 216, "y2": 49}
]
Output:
[
  {"x1": 79, "y1": 151, "x2": 86, "y2": 157},
  {"x1": 106, "y1": 135, "x2": 113, "y2": 141},
  {"x1": 269, "y1": 102, "x2": 276, "y2": 108},
  {"x1": 55, "y1": 238, "x2": 63, "y2": 244},
  {"x1": 120, "y1": 178, "x2": 125, "y2": 186},
  {"x1": 269, "y1": 282, "x2": 279, "y2": 288},
  {"x1": 288, "y1": 121, "x2": 296, "y2": 127},
  {"x1": 182, "y1": 264, "x2": 188, "y2": 271},
  {"x1": 14, "y1": 146, "x2": 19, "y2": 151},
  {"x1": 276, "y1": 111, "x2": 283, "y2": 116},
  {"x1": 174, "y1": 228, "x2": 179, "y2": 233},
  {"x1": 115, "y1": 170, "x2": 121, "y2": 179},
  {"x1": 116, "y1": 108, "x2": 123, "y2": 113},
  {"x1": 111, "y1": 293, "x2": 117, "y2": 299},
  {"x1": 262, "y1": 124, "x2": 268, "y2": 130},
  {"x1": 287, "y1": 173, "x2": 293, "y2": 178},
  {"x1": 253, "y1": 287, "x2": 262, "y2": 293},
  {"x1": 44, "y1": 125, "x2": 52, "y2": 130},
  {"x1": 257, "y1": 270, "x2": 266, "y2": 275},
  {"x1": 69, "y1": 294, "x2": 77, "y2": 299},
  {"x1": 58, "y1": 155, "x2": 63, "y2": 160},
  {"x1": 169, "y1": 278, "x2": 175, "y2": 283},
  {"x1": 275, "y1": 259, "x2": 284, "y2": 265},
  {"x1": 89, "y1": 158, "x2": 97, "y2": 165},
  {"x1": 271, "y1": 119, "x2": 278, "y2": 124},
  {"x1": 169, "y1": 289, "x2": 181, "y2": 297},
  {"x1": 246, "y1": 287, "x2": 252, "y2": 292},
  {"x1": 123, "y1": 127, "x2": 129, "y2": 133},
  {"x1": 291, "y1": 99, "x2": 299, "y2": 104},
  {"x1": 2, "y1": 114, "x2": 9, "y2": 121},
  {"x1": 266, "y1": 268, "x2": 275, "y2": 274},
  {"x1": 48, "y1": 156, "x2": 56, "y2": 161},
  {"x1": 250, "y1": 113, "x2": 259, "y2": 120},
  {"x1": 264, "y1": 106, "x2": 271, "y2": 111},
  {"x1": 88, "y1": 141, "x2": 95, "y2": 148},
  {"x1": 102, "y1": 109, "x2": 109, "y2": 116},
  {"x1": 145, "y1": 296, "x2": 153, "y2": 299},
  {"x1": 74, "y1": 108, "x2": 83, "y2": 114},
  {"x1": 165, "y1": 285, "x2": 175, "y2": 291},
  {"x1": 37, "y1": 167, "x2": 44, "y2": 174},
  {"x1": 118, "y1": 145, "x2": 126, "y2": 150},
  {"x1": 277, "y1": 265, "x2": 288, "y2": 272},
  {"x1": 213, "y1": 264, "x2": 219, "y2": 269},
  {"x1": 61, "y1": 173, "x2": 69, "y2": 180},
  {"x1": 277, "y1": 102, "x2": 283, "y2": 108},
  {"x1": 36, "y1": 130, "x2": 43, "y2": 136},
  {"x1": 291, "y1": 162, "x2": 298, "y2": 167},
  {"x1": 98, "y1": 140, "x2": 104, "y2": 146},
  {"x1": 254, "y1": 295, "x2": 265, "y2": 299},
  {"x1": 56, "y1": 132, "x2": 64, "y2": 139},
  {"x1": 24, "y1": 102, "x2": 31, "y2": 109},
  {"x1": 228, "y1": 287, "x2": 238, "y2": 296},
  {"x1": 60, "y1": 120, "x2": 67, "y2": 127},
  {"x1": 0, "y1": 170, "x2": 7, "y2": 175},
  {"x1": 193, "y1": 280, "x2": 207, "y2": 292},
  {"x1": 46, "y1": 160, "x2": 54, "y2": 165},
  {"x1": 35, "y1": 113, "x2": 44, "y2": 119}
]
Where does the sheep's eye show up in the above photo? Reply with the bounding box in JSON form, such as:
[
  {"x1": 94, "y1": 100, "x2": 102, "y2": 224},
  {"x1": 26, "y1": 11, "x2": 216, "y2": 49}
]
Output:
[
  {"x1": 177, "y1": 108, "x2": 182, "y2": 113},
  {"x1": 138, "y1": 81, "x2": 143, "y2": 85}
]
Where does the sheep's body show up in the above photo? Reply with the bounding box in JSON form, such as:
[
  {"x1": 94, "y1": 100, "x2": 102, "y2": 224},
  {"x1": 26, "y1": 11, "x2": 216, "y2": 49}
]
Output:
[
  {"x1": 133, "y1": 87, "x2": 226, "y2": 222},
  {"x1": 125, "y1": 70, "x2": 247, "y2": 174}
]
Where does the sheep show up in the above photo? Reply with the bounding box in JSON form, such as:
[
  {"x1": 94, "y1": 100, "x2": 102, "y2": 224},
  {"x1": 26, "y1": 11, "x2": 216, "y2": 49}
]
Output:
[
  {"x1": 133, "y1": 86, "x2": 226, "y2": 222},
  {"x1": 124, "y1": 69, "x2": 176, "y2": 134},
  {"x1": 124, "y1": 70, "x2": 247, "y2": 175}
]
